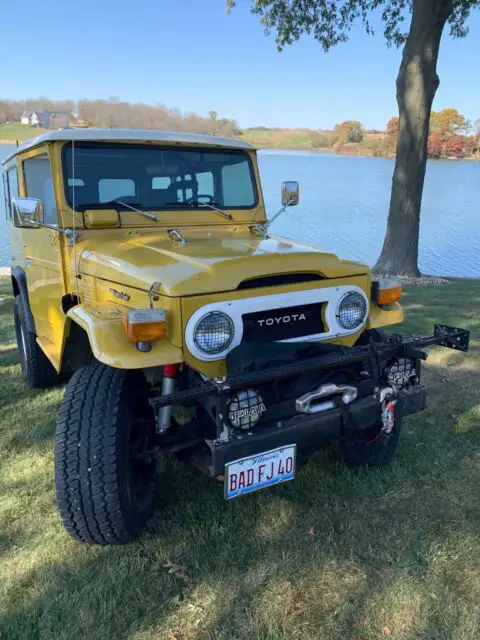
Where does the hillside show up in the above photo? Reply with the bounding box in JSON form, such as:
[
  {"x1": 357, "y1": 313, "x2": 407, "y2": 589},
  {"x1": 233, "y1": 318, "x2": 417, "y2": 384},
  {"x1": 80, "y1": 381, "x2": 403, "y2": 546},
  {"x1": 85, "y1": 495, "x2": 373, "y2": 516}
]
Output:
[{"x1": 0, "y1": 123, "x2": 49, "y2": 143}]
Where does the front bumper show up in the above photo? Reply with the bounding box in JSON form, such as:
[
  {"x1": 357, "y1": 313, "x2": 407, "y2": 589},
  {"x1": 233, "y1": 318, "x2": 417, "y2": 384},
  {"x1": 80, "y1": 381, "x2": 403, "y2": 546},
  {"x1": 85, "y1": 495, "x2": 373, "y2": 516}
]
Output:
[
  {"x1": 208, "y1": 385, "x2": 426, "y2": 475},
  {"x1": 150, "y1": 324, "x2": 469, "y2": 474}
]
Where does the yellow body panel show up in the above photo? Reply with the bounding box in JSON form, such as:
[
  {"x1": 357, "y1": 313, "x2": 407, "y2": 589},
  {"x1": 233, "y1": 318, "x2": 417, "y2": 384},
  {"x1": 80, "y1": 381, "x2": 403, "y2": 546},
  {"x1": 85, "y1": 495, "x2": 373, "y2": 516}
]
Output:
[
  {"x1": 67, "y1": 306, "x2": 183, "y2": 369},
  {"x1": 367, "y1": 301, "x2": 404, "y2": 328},
  {"x1": 3, "y1": 134, "x2": 403, "y2": 375}
]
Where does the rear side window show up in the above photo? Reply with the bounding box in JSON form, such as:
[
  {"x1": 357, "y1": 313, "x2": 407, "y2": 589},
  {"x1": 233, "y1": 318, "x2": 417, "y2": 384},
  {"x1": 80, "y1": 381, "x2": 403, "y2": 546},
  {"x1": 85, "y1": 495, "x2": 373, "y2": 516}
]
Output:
[
  {"x1": 4, "y1": 167, "x2": 19, "y2": 219},
  {"x1": 24, "y1": 155, "x2": 57, "y2": 224}
]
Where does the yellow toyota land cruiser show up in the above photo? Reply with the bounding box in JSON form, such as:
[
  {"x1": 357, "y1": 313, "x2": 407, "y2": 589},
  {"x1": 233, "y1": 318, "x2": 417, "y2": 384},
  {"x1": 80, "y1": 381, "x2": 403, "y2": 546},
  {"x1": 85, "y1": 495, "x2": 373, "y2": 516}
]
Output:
[{"x1": 2, "y1": 129, "x2": 470, "y2": 544}]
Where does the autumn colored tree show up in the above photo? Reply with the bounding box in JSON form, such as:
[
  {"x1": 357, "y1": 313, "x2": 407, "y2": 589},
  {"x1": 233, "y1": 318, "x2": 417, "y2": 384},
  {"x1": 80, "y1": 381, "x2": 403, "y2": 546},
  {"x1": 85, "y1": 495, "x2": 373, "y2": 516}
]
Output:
[
  {"x1": 229, "y1": 0, "x2": 480, "y2": 276},
  {"x1": 334, "y1": 120, "x2": 364, "y2": 144},
  {"x1": 430, "y1": 107, "x2": 471, "y2": 136},
  {"x1": 427, "y1": 132, "x2": 444, "y2": 159},
  {"x1": 444, "y1": 134, "x2": 468, "y2": 158},
  {"x1": 385, "y1": 116, "x2": 399, "y2": 153}
]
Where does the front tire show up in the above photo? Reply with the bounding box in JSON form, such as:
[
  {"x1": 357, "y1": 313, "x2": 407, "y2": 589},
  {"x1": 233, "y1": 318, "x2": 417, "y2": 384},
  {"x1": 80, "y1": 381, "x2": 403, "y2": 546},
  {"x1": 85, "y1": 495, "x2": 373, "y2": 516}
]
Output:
[{"x1": 55, "y1": 363, "x2": 158, "y2": 544}]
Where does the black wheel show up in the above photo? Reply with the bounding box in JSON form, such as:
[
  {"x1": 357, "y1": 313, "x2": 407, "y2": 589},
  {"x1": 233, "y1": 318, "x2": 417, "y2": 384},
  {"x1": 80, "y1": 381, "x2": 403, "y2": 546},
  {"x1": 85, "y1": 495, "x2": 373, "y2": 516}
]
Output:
[
  {"x1": 54, "y1": 363, "x2": 158, "y2": 544},
  {"x1": 340, "y1": 402, "x2": 402, "y2": 467},
  {"x1": 14, "y1": 296, "x2": 59, "y2": 389}
]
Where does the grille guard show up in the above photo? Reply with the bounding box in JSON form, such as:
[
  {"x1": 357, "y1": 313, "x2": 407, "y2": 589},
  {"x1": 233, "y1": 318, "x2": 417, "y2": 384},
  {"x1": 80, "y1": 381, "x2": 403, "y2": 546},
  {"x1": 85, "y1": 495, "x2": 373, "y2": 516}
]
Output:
[{"x1": 150, "y1": 324, "x2": 470, "y2": 411}]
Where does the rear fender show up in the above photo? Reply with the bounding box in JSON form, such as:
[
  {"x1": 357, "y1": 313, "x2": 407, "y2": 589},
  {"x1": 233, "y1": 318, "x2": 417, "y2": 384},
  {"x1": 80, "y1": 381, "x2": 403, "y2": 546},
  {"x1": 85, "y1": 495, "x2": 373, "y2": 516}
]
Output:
[{"x1": 11, "y1": 267, "x2": 35, "y2": 334}]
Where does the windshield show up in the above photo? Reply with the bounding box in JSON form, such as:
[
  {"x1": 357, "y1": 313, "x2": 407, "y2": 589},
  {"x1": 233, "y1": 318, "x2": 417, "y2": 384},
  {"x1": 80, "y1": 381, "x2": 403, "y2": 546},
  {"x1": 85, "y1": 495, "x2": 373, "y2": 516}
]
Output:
[{"x1": 62, "y1": 142, "x2": 257, "y2": 212}]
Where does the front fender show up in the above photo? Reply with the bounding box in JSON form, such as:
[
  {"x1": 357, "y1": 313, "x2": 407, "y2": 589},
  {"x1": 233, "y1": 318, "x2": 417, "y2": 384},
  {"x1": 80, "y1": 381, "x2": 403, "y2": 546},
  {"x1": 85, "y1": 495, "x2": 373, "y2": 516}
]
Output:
[
  {"x1": 367, "y1": 301, "x2": 404, "y2": 329},
  {"x1": 67, "y1": 305, "x2": 184, "y2": 369}
]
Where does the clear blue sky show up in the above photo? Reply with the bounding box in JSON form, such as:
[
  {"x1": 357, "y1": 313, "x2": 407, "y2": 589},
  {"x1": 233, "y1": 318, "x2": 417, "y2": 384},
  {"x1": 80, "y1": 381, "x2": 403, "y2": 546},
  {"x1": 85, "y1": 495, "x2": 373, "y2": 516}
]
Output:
[{"x1": 1, "y1": 0, "x2": 479, "y2": 130}]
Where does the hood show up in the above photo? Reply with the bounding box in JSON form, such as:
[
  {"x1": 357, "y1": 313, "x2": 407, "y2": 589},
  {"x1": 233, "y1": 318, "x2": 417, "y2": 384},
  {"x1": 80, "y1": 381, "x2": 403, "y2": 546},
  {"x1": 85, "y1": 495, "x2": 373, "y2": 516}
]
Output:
[{"x1": 78, "y1": 228, "x2": 369, "y2": 297}]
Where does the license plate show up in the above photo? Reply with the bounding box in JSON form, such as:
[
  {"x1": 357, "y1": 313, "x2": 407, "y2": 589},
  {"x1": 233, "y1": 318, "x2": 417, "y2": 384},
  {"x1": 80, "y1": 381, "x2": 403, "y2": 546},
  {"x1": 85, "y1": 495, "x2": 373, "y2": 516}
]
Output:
[{"x1": 224, "y1": 445, "x2": 297, "y2": 499}]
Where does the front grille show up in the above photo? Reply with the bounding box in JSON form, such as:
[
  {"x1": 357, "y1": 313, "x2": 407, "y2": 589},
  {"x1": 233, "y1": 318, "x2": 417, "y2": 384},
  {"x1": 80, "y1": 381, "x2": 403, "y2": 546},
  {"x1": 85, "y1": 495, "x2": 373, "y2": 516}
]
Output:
[
  {"x1": 237, "y1": 273, "x2": 322, "y2": 290},
  {"x1": 242, "y1": 302, "x2": 325, "y2": 342}
]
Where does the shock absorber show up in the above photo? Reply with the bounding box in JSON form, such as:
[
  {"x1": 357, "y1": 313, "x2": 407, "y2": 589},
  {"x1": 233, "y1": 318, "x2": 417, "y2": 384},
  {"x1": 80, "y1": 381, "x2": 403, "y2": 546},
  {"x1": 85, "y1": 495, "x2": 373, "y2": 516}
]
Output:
[{"x1": 156, "y1": 363, "x2": 179, "y2": 435}]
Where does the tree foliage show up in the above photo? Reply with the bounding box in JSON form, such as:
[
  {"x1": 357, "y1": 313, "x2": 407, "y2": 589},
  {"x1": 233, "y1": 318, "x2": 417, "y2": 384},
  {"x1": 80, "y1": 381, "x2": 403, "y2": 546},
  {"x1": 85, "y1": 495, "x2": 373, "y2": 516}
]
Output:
[
  {"x1": 334, "y1": 120, "x2": 364, "y2": 144},
  {"x1": 430, "y1": 107, "x2": 470, "y2": 135},
  {"x1": 227, "y1": 0, "x2": 480, "y2": 50},
  {"x1": 385, "y1": 116, "x2": 399, "y2": 152}
]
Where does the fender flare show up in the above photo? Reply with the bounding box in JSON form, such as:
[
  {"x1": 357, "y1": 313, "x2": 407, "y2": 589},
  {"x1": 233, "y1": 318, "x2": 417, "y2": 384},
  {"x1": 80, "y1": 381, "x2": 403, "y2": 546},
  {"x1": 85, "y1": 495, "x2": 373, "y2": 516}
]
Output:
[
  {"x1": 67, "y1": 305, "x2": 183, "y2": 369},
  {"x1": 11, "y1": 266, "x2": 36, "y2": 335}
]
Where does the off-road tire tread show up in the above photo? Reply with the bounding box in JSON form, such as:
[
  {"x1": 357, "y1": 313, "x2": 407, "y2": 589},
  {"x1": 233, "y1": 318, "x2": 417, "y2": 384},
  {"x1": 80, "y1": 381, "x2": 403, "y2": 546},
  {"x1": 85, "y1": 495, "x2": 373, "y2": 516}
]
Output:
[
  {"x1": 14, "y1": 296, "x2": 58, "y2": 389},
  {"x1": 55, "y1": 363, "x2": 156, "y2": 544}
]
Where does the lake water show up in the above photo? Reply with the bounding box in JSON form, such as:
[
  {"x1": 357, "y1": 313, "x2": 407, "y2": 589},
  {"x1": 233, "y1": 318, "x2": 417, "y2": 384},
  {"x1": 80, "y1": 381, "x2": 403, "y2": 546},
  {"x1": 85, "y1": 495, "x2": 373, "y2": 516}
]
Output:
[{"x1": 1, "y1": 144, "x2": 479, "y2": 276}]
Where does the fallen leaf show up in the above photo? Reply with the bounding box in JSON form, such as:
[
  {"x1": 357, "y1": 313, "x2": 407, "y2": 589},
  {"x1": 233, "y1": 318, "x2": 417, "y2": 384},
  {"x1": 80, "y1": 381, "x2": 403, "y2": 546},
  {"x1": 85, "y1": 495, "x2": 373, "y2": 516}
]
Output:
[
  {"x1": 383, "y1": 626, "x2": 392, "y2": 636},
  {"x1": 163, "y1": 561, "x2": 192, "y2": 586},
  {"x1": 308, "y1": 527, "x2": 316, "y2": 537},
  {"x1": 164, "y1": 631, "x2": 178, "y2": 640},
  {"x1": 218, "y1": 526, "x2": 225, "y2": 536}
]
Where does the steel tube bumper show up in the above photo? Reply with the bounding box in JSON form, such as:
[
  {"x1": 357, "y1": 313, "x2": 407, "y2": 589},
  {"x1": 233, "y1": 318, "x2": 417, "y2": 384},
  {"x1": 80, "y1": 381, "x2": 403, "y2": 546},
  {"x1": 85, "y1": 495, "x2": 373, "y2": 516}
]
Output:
[{"x1": 208, "y1": 385, "x2": 426, "y2": 475}]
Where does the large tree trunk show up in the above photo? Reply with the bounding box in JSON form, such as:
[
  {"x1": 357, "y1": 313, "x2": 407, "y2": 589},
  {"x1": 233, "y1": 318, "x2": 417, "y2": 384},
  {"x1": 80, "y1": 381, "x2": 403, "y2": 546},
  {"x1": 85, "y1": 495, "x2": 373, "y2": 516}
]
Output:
[{"x1": 374, "y1": 0, "x2": 453, "y2": 277}]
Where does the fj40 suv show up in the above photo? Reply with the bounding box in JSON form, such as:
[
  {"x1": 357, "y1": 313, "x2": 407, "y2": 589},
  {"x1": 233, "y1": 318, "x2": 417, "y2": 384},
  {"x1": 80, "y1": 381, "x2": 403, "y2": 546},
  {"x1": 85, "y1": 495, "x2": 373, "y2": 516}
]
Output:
[{"x1": 3, "y1": 129, "x2": 470, "y2": 544}]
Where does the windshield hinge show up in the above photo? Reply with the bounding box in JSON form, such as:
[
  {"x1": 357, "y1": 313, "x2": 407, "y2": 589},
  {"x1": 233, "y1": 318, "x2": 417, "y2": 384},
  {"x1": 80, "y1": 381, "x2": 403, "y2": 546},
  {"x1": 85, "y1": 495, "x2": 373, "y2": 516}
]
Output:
[
  {"x1": 167, "y1": 228, "x2": 187, "y2": 246},
  {"x1": 250, "y1": 224, "x2": 268, "y2": 238}
]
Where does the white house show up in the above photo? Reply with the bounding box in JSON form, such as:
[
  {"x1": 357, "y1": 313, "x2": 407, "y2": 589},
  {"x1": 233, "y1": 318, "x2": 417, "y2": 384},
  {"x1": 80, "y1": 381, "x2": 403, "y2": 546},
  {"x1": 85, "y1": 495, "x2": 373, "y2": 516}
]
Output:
[{"x1": 21, "y1": 111, "x2": 41, "y2": 126}]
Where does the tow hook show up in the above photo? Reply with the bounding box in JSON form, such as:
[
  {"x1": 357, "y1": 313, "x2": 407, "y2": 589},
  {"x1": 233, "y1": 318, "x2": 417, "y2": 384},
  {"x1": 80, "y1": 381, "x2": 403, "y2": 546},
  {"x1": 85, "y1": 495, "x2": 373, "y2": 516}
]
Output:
[{"x1": 379, "y1": 386, "x2": 397, "y2": 435}]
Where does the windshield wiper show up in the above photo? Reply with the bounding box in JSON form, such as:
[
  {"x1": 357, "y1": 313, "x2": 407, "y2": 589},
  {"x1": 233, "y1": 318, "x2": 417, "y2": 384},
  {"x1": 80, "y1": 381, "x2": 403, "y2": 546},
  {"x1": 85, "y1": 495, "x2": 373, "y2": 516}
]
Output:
[
  {"x1": 164, "y1": 199, "x2": 233, "y2": 221},
  {"x1": 196, "y1": 201, "x2": 233, "y2": 221},
  {"x1": 112, "y1": 201, "x2": 159, "y2": 221}
]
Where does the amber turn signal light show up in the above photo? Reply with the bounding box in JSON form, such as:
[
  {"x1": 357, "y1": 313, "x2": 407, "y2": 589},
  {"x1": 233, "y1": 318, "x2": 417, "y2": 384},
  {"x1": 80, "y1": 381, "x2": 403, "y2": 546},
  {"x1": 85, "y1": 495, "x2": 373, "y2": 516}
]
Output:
[
  {"x1": 123, "y1": 309, "x2": 167, "y2": 343},
  {"x1": 372, "y1": 278, "x2": 402, "y2": 306}
]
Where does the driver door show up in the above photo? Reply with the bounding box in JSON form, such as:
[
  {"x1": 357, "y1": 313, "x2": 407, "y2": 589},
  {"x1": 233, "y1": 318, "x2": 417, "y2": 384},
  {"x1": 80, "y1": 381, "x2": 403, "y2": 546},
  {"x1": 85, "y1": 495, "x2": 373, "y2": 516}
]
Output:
[{"x1": 21, "y1": 152, "x2": 65, "y2": 367}]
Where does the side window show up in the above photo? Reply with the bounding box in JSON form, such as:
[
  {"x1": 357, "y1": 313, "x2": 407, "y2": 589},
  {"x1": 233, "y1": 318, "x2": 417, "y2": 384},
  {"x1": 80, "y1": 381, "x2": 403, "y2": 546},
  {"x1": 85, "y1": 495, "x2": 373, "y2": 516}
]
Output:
[
  {"x1": 99, "y1": 178, "x2": 135, "y2": 203},
  {"x1": 222, "y1": 160, "x2": 255, "y2": 207},
  {"x1": 24, "y1": 156, "x2": 57, "y2": 224},
  {"x1": 4, "y1": 168, "x2": 19, "y2": 219}
]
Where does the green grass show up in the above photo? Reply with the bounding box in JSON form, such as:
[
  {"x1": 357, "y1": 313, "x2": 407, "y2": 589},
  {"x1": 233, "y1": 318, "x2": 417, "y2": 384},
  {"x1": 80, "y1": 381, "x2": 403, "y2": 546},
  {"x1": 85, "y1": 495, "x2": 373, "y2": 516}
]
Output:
[
  {"x1": 0, "y1": 276, "x2": 479, "y2": 639},
  {"x1": 241, "y1": 128, "x2": 322, "y2": 149},
  {"x1": 0, "y1": 123, "x2": 49, "y2": 143}
]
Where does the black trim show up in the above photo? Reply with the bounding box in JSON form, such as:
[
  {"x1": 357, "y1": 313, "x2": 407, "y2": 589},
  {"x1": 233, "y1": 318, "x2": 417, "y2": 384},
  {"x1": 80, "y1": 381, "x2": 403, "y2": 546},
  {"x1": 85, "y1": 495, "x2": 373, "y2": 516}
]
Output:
[
  {"x1": 11, "y1": 267, "x2": 36, "y2": 334},
  {"x1": 4, "y1": 167, "x2": 19, "y2": 220},
  {"x1": 237, "y1": 273, "x2": 322, "y2": 291},
  {"x1": 61, "y1": 142, "x2": 259, "y2": 213}
]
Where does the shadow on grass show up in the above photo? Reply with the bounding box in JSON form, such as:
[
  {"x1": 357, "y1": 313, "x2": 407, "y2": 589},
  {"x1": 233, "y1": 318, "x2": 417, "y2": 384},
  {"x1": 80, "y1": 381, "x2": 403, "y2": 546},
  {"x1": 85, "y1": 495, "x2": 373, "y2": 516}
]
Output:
[
  {"x1": 0, "y1": 278, "x2": 479, "y2": 639},
  {"x1": 0, "y1": 352, "x2": 479, "y2": 639}
]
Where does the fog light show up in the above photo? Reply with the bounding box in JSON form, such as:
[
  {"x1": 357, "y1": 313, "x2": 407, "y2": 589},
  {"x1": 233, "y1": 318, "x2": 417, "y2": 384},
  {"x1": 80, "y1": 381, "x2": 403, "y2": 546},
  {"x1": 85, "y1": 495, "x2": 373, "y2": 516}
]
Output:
[
  {"x1": 228, "y1": 389, "x2": 266, "y2": 430},
  {"x1": 383, "y1": 358, "x2": 417, "y2": 389}
]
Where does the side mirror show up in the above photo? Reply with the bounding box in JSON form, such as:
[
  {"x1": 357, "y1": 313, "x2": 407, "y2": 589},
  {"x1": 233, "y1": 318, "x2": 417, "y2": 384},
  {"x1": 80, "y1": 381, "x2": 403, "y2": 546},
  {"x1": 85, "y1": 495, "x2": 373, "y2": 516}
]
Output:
[
  {"x1": 281, "y1": 181, "x2": 299, "y2": 207},
  {"x1": 12, "y1": 197, "x2": 43, "y2": 227}
]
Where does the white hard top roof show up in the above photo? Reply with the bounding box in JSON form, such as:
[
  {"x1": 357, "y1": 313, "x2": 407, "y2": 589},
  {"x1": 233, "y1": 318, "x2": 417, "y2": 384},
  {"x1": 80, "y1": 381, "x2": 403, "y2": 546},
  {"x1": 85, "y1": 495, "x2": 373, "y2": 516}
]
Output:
[{"x1": 2, "y1": 128, "x2": 255, "y2": 164}]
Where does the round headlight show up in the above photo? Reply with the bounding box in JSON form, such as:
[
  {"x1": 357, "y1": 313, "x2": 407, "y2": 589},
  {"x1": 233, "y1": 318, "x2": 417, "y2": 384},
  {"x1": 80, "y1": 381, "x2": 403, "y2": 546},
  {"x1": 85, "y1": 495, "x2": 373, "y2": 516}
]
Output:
[
  {"x1": 337, "y1": 292, "x2": 367, "y2": 330},
  {"x1": 193, "y1": 311, "x2": 234, "y2": 355}
]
